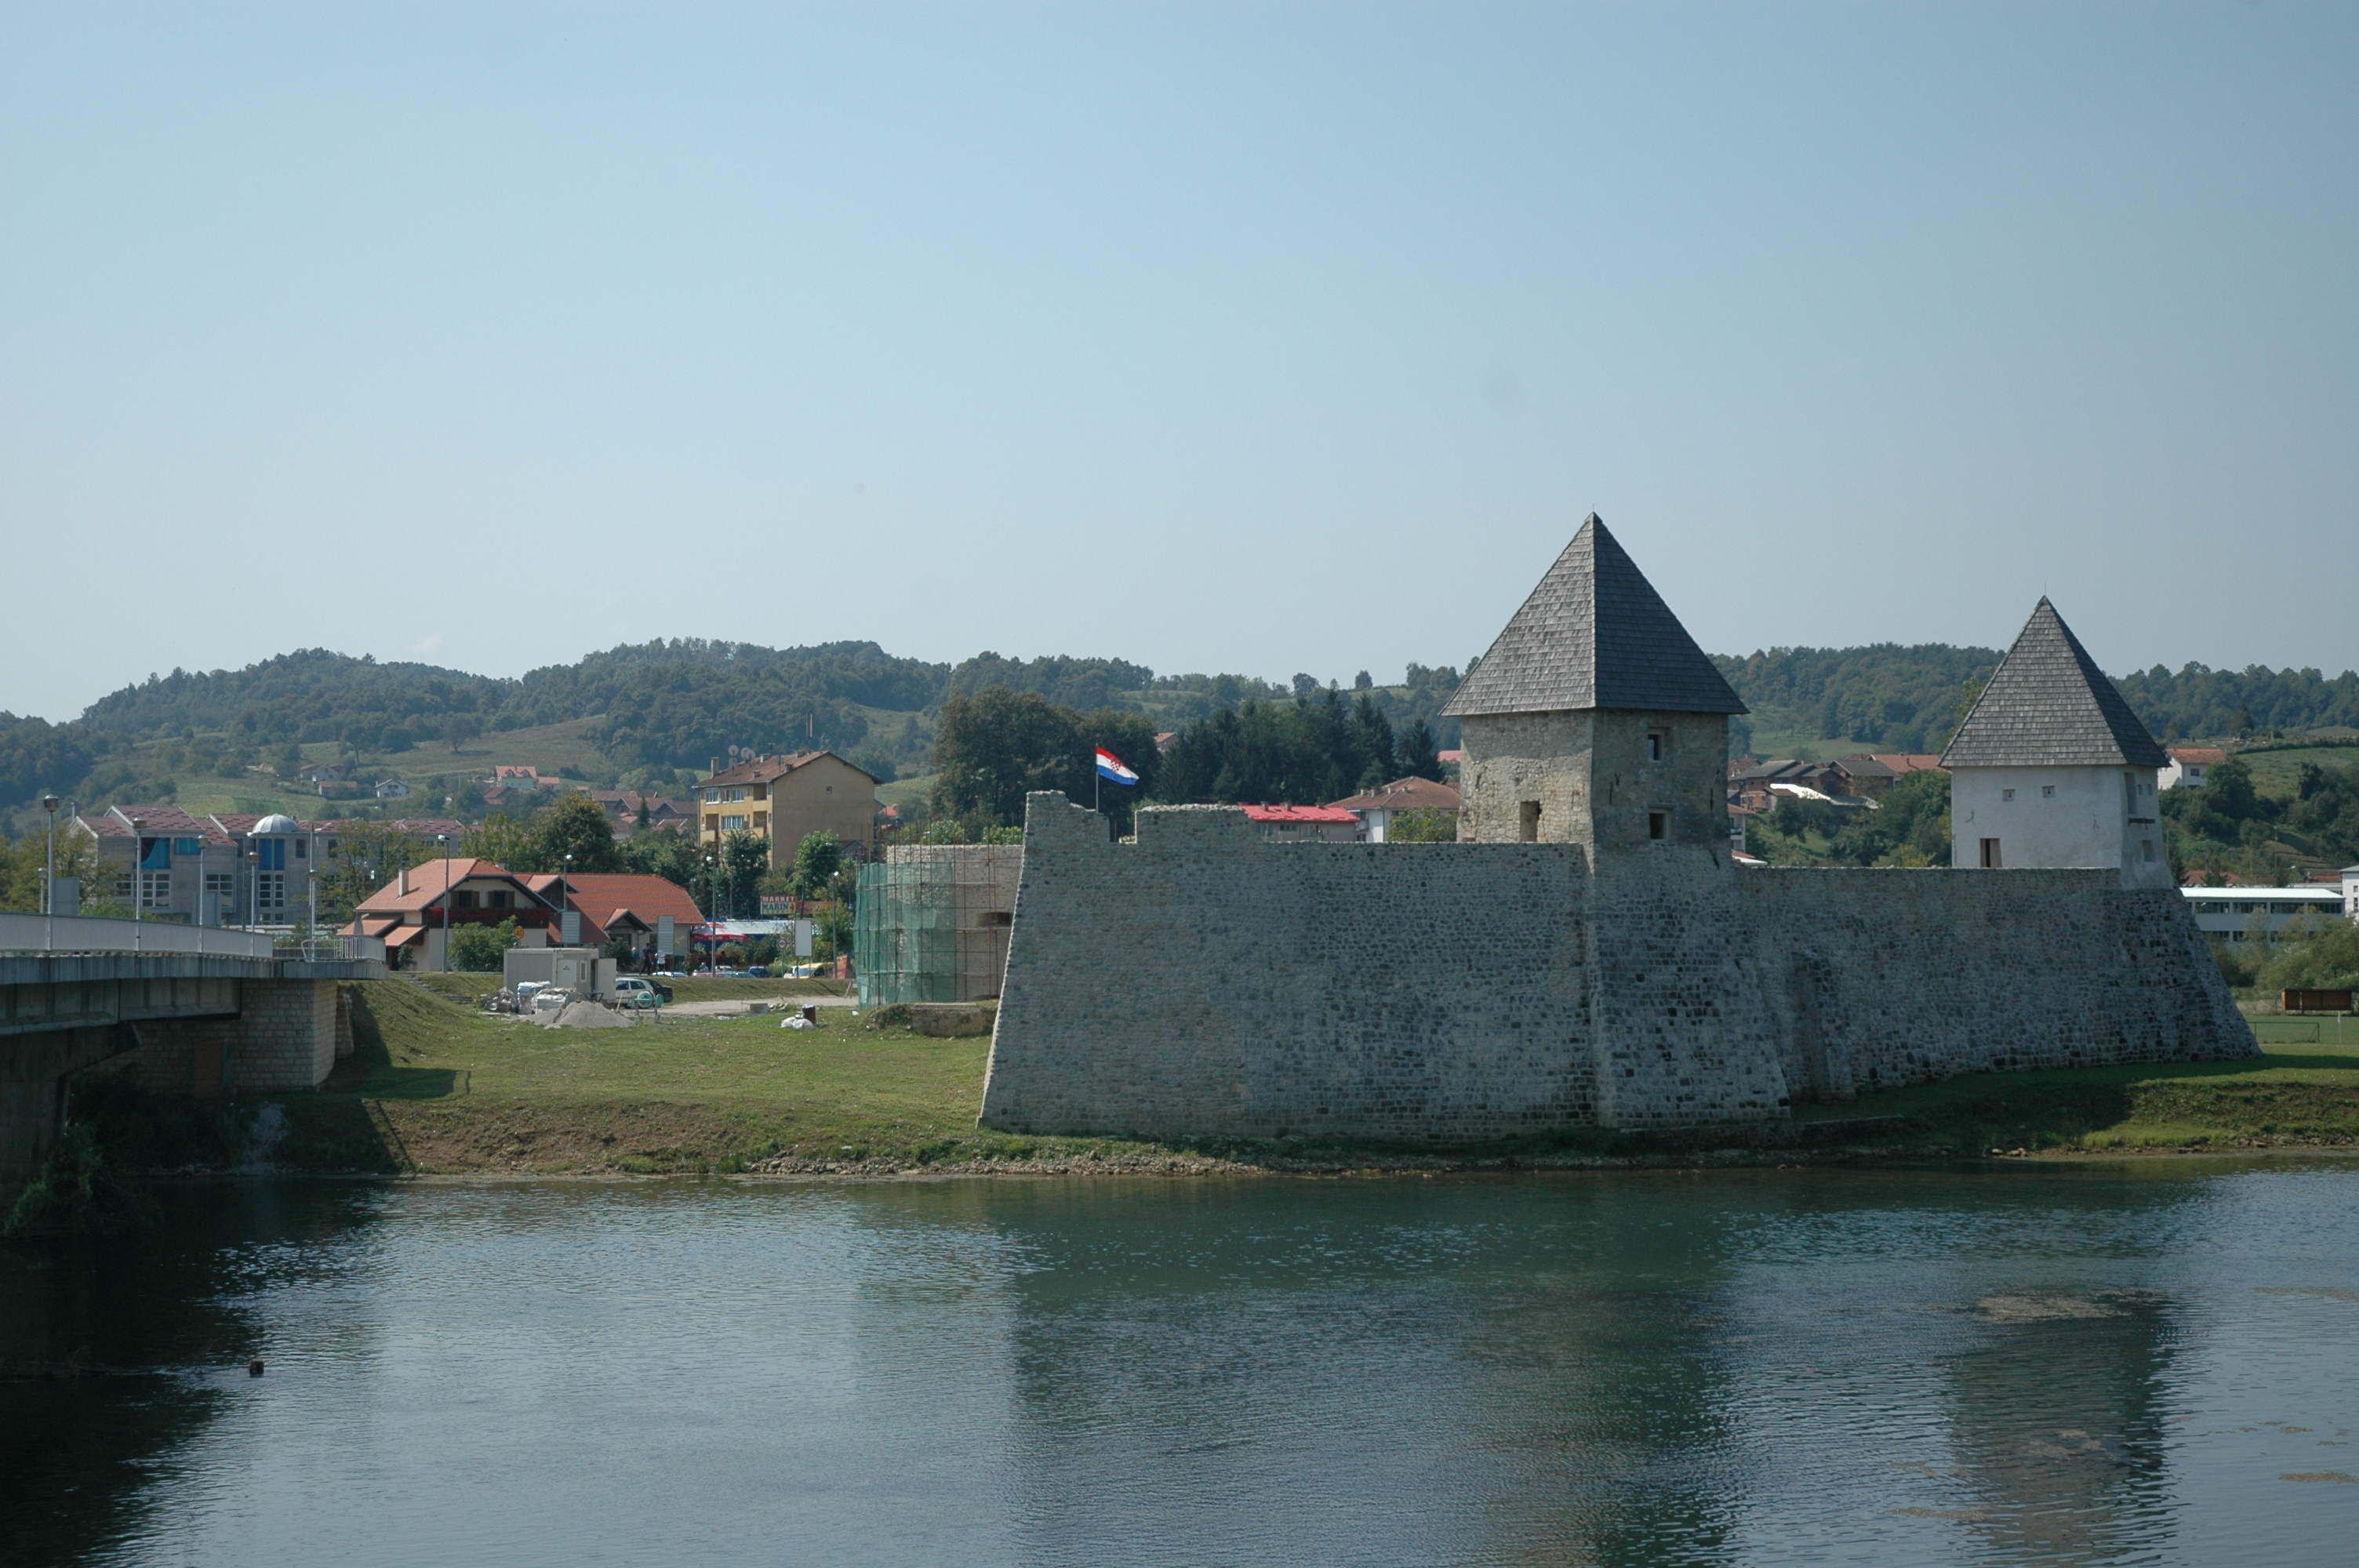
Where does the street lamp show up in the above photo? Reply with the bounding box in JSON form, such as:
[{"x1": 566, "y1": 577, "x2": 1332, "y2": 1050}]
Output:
[
  {"x1": 562, "y1": 852, "x2": 575, "y2": 946},
  {"x1": 704, "y1": 853, "x2": 718, "y2": 971},
  {"x1": 438, "y1": 833, "x2": 452, "y2": 972},
  {"x1": 41, "y1": 793, "x2": 59, "y2": 949},
  {"x1": 129, "y1": 815, "x2": 146, "y2": 949}
]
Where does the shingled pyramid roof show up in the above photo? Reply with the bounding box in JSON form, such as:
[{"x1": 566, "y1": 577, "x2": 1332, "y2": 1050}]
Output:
[
  {"x1": 1441, "y1": 514, "x2": 1746, "y2": 717},
  {"x1": 1939, "y1": 598, "x2": 2166, "y2": 769}
]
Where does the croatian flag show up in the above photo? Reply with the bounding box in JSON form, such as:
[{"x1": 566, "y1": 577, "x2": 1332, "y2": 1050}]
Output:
[{"x1": 1095, "y1": 746, "x2": 1140, "y2": 786}]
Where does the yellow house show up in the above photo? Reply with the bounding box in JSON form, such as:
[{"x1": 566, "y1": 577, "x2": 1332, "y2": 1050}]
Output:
[{"x1": 697, "y1": 750, "x2": 880, "y2": 869}]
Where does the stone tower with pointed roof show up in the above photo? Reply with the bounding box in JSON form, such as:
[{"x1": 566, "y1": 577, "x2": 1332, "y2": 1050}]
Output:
[
  {"x1": 1941, "y1": 598, "x2": 2172, "y2": 888},
  {"x1": 1444, "y1": 514, "x2": 1746, "y2": 852}
]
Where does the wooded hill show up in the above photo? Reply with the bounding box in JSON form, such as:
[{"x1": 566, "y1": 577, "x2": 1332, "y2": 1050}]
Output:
[{"x1": 5, "y1": 637, "x2": 2356, "y2": 816}]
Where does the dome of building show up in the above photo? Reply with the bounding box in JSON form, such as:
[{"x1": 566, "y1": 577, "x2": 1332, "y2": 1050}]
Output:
[{"x1": 251, "y1": 813, "x2": 303, "y2": 836}]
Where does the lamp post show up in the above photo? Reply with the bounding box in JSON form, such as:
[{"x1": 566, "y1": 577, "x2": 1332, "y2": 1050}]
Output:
[
  {"x1": 563, "y1": 852, "x2": 575, "y2": 946},
  {"x1": 41, "y1": 793, "x2": 59, "y2": 949},
  {"x1": 307, "y1": 829, "x2": 320, "y2": 953},
  {"x1": 704, "y1": 853, "x2": 718, "y2": 972},
  {"x1": 438, "y1": 833, "x2": 452, "y2": 972},
  {"x1": 247, "y1": 846, "x2": 259, "y2": 932},
  {"x1": 129, "y1": 815, "x2": 146, "y2": 950}
]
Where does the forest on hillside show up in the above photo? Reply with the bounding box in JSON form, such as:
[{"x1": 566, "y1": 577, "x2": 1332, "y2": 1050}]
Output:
[{"x1": 5, "y1": 634, "x2": 2356, "y2": 817}]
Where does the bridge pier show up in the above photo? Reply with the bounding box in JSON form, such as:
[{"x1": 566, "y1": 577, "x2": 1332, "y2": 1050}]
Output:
[{"x1": 2, "y1": 949, "x2": 385, "y2": 1194}]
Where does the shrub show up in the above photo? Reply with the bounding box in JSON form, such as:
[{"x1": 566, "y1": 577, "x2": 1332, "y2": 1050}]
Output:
[{"x1": 447, "y1": 917, "x2": 522, "y2": 972}]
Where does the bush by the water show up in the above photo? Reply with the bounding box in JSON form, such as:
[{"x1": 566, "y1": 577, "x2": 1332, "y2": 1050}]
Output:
[{"x1": 3, "y1": 1124, "x2": 156, "y2": 1239}]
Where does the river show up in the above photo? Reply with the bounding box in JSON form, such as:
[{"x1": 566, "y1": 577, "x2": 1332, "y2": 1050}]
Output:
[{"x1": 5, "y1": 1163, "x2": 2357, "y2": 1566}]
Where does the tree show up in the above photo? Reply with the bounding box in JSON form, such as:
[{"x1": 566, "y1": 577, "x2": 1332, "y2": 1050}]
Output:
[
  {"x1": 0, "y1": 825, "x2": 111, "y2": 913},
  {"x1": 461, "y1": 814, "x2": 536, "y2": 871},
  {"x1": 528, "y1": 793, "x2": 625, "y2": 875},
  {"x1": 620, "y1": 827, "x2": 700, "y2": 894},
  {"x1": 1387, "y1": 808, "x2": 1459, "y2": 843},
  {"x1": 444, "y1": 714, "x2": 483, "y2": 753},
  {"x1": 789, "y1": 832, "x2": 843, "y2": 900},
  {"x1": 1397, "y1": 720, "x2": 1443, "y2": 782},
  {"x1": 448, "y1": 916, "x2": 521, "y2": 972},
  {"x1": 932, "y1": 688, "x2": 1084, "y2": 827},
  {"x1": 721, "y1": 829, "x2": 769, "y2": 919}
]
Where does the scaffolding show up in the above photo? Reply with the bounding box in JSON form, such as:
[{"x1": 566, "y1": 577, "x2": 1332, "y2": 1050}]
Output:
[{"x1": 853, "y1": 844, "x2": 1023, "y2": 1007}]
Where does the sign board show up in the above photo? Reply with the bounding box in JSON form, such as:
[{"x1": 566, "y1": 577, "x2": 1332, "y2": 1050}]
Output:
[
  {"x1": 561, "y1": 910, "x2": 581, "y2": 946},
  {"x1": 50, "y1": 877, "x2": 80, "y2": 917},
  {"x1": 656, "y1": 915, "x2": 675, "y2": 957},
  {"x1": 792, "y1": 919, "x2": 816, "y2": 959}
]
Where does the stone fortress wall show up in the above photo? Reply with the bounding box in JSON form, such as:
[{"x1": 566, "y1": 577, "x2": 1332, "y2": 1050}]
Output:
[{"x1": 976, "y1": 793, "x2": 2255, "y2": 1142}]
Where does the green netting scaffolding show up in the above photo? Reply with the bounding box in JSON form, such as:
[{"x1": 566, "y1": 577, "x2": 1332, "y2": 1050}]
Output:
[{"x1": 852, "y1": 846, "x2": 1022, "y2": 1008}]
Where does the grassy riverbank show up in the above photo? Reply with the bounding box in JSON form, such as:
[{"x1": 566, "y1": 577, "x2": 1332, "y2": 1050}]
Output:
[{"x1": 68, "y1": 984, "x2": 2359, "y2": 1178}]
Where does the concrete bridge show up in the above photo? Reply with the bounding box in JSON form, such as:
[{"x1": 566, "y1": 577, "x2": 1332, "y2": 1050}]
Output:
[{"x1": 1, "y1": 913, "x2": 387, "y2": 1188}]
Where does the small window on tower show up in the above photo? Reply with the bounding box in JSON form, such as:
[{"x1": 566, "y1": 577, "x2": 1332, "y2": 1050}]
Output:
[
  {"x1": 1645, "y1": 731, "x2": 1666, "y2": 762},
  {"x1": 2002, "y1": 789, "x2": 2016, "y2": 802},
  {"x1": 1648, "y1": 810, "x2": 1669, "y2": 841},
  {"x1": 2042, "y1": 785, "x2": 2055, "y2": 798},
  {"x1": 1518, "y1": 800, "x2": 1541, "y2": 843}
]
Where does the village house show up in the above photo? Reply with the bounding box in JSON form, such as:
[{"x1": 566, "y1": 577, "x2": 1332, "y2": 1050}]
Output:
[
  {"x1": 586, "y1": 789, "x2": 692, "y2": 835},
  {"x1": 697, "y1": 750, "x2": 879, "y2": 869},
  {"x1": 2160, "y1": 746, "x2": 2228, "y2": 789},
  {"x1": 347, "y1": 858, "x2": 562, "y2": 971},
  {"x1": 1326, "y1": 776, "x2": 1462, "y2": 842},
  {"x1": 546, "y1": 873, "x2": 708, "y2": 964}
]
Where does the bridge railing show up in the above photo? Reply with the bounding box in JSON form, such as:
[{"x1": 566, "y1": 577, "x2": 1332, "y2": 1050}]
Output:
[
  {"x1": 0, "y1": 912, "x2": 278, "y2": 960},
  {"x1": 269, "y1": 933, "x2": 388, "y2": 965}
]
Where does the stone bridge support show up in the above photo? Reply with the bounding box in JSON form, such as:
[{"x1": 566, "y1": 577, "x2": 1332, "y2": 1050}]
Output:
[{"x1": 1, "y1": 953, "x2": 382, "y2": 1192}]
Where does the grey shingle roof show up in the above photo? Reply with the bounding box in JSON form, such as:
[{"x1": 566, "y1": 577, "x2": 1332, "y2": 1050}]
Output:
[
  {"x1": 1939, "y1": 597, "x2": 2167, "y2": 769},
  {"x1": 1441, "y1": 514, "x2": 1746, "y2": 717}
]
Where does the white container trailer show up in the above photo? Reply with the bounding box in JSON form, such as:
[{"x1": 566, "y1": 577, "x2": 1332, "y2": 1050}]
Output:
[{"x1": 503, "y1": 946, "x2": 616, "y2": 1000}]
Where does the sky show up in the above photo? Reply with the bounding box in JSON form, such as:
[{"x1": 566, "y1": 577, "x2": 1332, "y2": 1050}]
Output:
[{"x1": 3, "y1": 2, "x2": 2354, "y2": 721}]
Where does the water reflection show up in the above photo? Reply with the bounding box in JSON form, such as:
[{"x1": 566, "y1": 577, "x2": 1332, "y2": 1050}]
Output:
[
  {"x1": 2, "y1": 1166, "x2": 2354, "y2": 1567},
  {"x1": 0, "y1": 1183, "x2": 388, "y2": 1565}
]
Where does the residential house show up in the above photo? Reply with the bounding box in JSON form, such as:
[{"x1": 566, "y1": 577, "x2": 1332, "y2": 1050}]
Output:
[
  {"x1": 1326, "y1": 776, "x2": 1461, "y2": 843},
  {"x1": 71, "y1": 805, "x2": 244, "y2": 924},
  {"x1": 296, "y1": 762, "x2": 343, "y2": 786},
  {"x1": 587, "y1": 789, "x2": 691, "y2": 834},
  {"x1": 552, "y1": 873, "x2": 708, "y2": 962},
  {"x1": 1941, "y1": 598, "x2": 2169, "y2": 884},
  {"x1": 2161, "y1": 746, "x2": 2228, "y2": 789},
  {"x1": 375, "y1": 779, "x2": 412, "y2": 800},
  {"x1": 347, "y1": 858, "x2": 562, "y2": 971},
  {"x1": 697, "y1": 751, "x2": 879, "y2": 869},
  {"x1": 1240, "y1": 804, "x2": 1362, "y2": 844},
  {"x1": 1728, "y1": 759, "x2": 1857, "y2": 813}
]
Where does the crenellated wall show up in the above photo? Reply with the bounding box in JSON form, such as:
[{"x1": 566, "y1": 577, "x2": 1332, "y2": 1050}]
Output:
[{"x1": 976, "y1": 793, "x2": 2257, "y2": 1142}]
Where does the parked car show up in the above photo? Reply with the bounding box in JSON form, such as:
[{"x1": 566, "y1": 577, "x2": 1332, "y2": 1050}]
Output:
[
  {"x1": 531, "y1": 988, "x2": 576, "y2": 1015},
  {"x1": 611, "y1": 977, "x2": 666, "y2": 1011},
  {"x1": 745, "y1": 965, "x2": 769, "y2": 978}
]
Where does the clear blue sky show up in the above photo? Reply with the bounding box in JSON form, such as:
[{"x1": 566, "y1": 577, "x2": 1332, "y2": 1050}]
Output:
[{"x1": 3, "y1": 2, "x2": 2353, "y2": 720}]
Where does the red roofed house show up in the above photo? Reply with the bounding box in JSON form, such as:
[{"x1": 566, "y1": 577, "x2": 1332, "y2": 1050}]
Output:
[
  {"x1": 2161, "y1": 747, "x2": 2228, "y2": 790},
  {"x1": 520, "y1": 873, "x2": 707, "y2": 965},
  {"x1": 1239, "y1": 804, "x2": 1363, "y2": 844},
  {"x1": 1325, "y1": 776, "x2": 1462, "y2": 843},
  {"x1": 346, "y1": 858, "x2": 562, "y2": 971}
]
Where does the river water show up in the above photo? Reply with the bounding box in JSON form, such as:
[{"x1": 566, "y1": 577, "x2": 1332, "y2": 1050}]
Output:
[{"x1": 5, "y1": 1163, "x2": 2357, "y2": 1566}]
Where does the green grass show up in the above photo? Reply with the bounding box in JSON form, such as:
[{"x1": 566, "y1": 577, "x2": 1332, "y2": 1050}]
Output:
[
  {"x1": 75, "y1": 980, "x2": 2359, "y2": 1179},
  {"x1": 2234, "y1": 744, "x2": 2359, "y2": 798},
  {"x1": 407, "y1": 972, "x2": 848, "y2": 1005}
]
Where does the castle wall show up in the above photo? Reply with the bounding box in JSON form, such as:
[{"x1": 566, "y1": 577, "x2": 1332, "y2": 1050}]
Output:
[
  {"x1": 1736, "y1": 868, "x2": 2252, "y2": 1100},
  {"x1": 979, "y1": 796, "x2": 1600, "y2": 1142},
  {"x1": 977, "y1": 795, "x2": 2257, "y2": 1144}
]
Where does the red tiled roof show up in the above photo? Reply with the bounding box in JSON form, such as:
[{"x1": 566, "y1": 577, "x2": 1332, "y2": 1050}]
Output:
[
  {"x1": 76, "y1": 804, "x2": 232, "y2": 845},
  {"x1": 558, "y1": 873, "x2": 706, "y2": 933},
  {"x1": 700, "y1": 750, "x2": 875, "y2": 787},
  {"x1": 1437, "y1": 749, "x2": 1463, "y2": 763},
  {"x1": 2168, "y1": 747, "x2": 2228, "y2": 765},
  {"x1": 354, "y1": 858, "x2": 554, "y2": 916},
  {"x1": 1241, "y1": 804, "x2": 1361, "y2": 825},
  {"x1": 1868, "y1": 753, "x2": 1946, "y2": 774}
]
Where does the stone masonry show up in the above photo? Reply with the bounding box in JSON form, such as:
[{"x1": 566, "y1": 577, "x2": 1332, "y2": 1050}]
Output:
[{"x1": 976, "y1": 793, "x2": 2252, "y2": 1141}]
